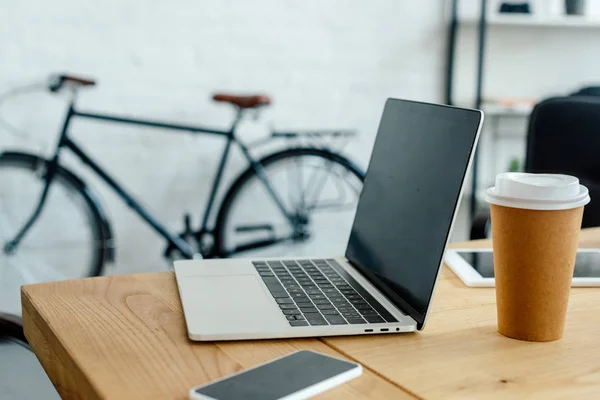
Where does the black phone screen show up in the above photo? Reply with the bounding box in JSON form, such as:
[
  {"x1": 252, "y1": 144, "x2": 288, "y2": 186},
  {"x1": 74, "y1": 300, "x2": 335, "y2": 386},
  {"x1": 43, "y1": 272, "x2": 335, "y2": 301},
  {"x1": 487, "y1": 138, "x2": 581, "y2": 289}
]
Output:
[{"x1": 193, "y1": 351, "x2": 358, "y2": 400}]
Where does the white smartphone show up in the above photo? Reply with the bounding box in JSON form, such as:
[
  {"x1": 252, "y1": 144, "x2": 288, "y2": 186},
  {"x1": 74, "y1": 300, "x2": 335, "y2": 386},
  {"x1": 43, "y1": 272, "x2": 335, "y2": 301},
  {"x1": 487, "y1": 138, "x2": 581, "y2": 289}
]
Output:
[
  {"x1": 189, "y1": 350, "x2": 362, "y2": 400},
  {"x1": 445, "y1": 248, "x2": 600, "y2": 287}
]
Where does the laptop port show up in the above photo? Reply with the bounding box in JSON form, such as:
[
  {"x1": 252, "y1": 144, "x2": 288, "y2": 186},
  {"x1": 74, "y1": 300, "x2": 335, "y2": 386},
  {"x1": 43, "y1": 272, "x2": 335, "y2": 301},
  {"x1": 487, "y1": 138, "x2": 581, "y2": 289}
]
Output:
[
  {"x1": 380, "y1": 328, "x2": 389, "y2": 332},
  {"x1": 365, "y1": 329, "x2": 373, "y2": 332}
]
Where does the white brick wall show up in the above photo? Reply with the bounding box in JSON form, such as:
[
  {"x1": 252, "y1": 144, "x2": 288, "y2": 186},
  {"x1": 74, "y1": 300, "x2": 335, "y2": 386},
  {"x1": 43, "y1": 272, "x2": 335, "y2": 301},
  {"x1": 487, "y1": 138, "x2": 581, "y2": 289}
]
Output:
[{"x1": 0, "y1": 0, "x2": 447, "y2": 273}]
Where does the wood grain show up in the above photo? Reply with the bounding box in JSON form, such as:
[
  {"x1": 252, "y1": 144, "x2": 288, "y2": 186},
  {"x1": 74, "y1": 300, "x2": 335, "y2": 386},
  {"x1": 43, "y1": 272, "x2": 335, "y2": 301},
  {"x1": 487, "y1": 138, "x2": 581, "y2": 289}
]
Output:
[
  {"x1": 22, "y1": 271, "x2": 414, "y2": 399},
  {"x1": 323, "y1": 228, "x2": 600, "y2": 399}
]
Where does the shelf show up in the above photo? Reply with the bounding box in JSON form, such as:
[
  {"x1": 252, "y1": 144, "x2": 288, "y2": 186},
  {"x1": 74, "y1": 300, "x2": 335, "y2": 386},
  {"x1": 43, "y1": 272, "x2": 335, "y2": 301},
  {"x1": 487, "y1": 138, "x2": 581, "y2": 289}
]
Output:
[
  {"x1": 481, "y1": 102, "x2": 533, "y2": 117},
  {"x1": 463, "y1": 14, "x2": 600, "y2": 28}
]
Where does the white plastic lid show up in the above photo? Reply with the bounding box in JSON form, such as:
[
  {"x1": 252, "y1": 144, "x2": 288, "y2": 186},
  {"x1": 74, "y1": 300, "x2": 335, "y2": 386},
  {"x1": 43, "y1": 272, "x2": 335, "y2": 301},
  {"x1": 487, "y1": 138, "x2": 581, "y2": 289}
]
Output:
[{"x1": 485, "y1": 172, "x2": 590, "y2": 211}]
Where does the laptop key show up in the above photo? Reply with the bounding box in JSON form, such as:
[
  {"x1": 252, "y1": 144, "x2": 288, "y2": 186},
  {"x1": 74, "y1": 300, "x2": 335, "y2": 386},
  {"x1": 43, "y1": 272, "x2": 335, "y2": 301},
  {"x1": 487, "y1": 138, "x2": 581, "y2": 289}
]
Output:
[
  {"x1": 290, "y1": 292, "x2": 308, "y2": 298},
  {"x1": 262, "y1": 277, "x2": 280, "y2": 284},
  {"x1": 295, "y1": 302, "x2": 313, "y2": 308},
  {"x1": 317, "y1": 304, "x2": 335, "y2": 310},
  {"x1": 279, "y1": 304, "x2": 299, "y2": 310},
  {"x1": 289, "y1": 320, "x2": 309, "y2": 327},
  {"x1": 359, "y1": 309, "x2": 379, "y2": 316},
  {"x1": 292, "y1": 295, "x2": 310, "y2": 302},
  {"x1": 290, "y1": 291, "x2": 308, "y2": 297},
  {"x1": 284, "y1": 285, "x2": 301, "y2": 290},
  {"x1": 321, "y1": 309, "x2": 341, "y2": 316},
  {"x1": 266, "y1": 284, "x2": 285, "y2": 293},
  {"x1": 283, "y1": 310, "x2": 299, "y2": 315},
  {"x1": 347, "y1": 318, "x2": 367, "y2": 324},
  {"x1": 364, "y1": 315, "x2": 385, "y2": 323},
  {"x1": 302, "y1": 311, "x2": 321, "y2": 317},
  {"x1": 294, "y1": 299, "x2": 311, "y2": 306},
  {"x1": 276, "y1": 298, "x2": 294, "y2": 304},
  {"x1": 267, "y1": 261, "x2": 283, "y2": 266},
  {"x1": 299, "y1": 307, "x2": 318, "y2": 313},
  {"x1": 306, "y1": 290, "x2": 322, "y2": 295},
  {"x1": 324, "y1": 315, "x2": 347, "y2": 325},
  {"x1": 307, "y1": 319, "x2": 328, "y2": 326},
  {"x1": 312, "y1": 299, "x2": 331, "y2": 305}
]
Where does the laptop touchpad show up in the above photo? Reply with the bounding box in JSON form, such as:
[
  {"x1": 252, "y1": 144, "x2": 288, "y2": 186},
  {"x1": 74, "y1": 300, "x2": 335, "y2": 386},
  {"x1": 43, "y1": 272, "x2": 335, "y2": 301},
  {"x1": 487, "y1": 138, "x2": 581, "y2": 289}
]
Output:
[{"x1": 181, "y1": 275, "x2": 273, "y2": 310}]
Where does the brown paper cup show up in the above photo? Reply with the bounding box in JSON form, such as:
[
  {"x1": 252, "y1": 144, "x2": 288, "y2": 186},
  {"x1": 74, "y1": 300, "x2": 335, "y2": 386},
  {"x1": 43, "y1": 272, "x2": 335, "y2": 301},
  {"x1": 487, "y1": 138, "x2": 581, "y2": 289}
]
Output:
[{"x1": 490, "y1": 204, "x2": 584, "y2": 342}]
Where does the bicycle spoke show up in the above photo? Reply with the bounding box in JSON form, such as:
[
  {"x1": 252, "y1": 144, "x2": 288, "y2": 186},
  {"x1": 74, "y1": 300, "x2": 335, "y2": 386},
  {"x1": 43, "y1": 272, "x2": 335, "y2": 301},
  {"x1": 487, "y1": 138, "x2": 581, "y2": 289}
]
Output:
[
  {"x1": 302, "y1": 163, "x2": 332, "y2": 209},
  {"x1": 306, "y1": 201, "x2": 357, "y2": 213},
  {"x1": 5, "y1": 250, "x2": 69, "y2": 283},
  {"x1": 304, "y1": 160, "x2": 345, "y2": 211},
  {"x1": 295, "y1": 156, "x2": 306, "y2": 212},
  {"x1": 0, "y1": 204, "x2": 15, "y2": 241}
]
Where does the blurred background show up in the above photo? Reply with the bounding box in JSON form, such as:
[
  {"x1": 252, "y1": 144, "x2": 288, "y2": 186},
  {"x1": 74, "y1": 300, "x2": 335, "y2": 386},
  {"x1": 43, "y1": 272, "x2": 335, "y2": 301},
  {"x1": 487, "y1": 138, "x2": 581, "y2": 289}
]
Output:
[{"x1": 1, "y1": 0, "x2": 600, "y2": 317}]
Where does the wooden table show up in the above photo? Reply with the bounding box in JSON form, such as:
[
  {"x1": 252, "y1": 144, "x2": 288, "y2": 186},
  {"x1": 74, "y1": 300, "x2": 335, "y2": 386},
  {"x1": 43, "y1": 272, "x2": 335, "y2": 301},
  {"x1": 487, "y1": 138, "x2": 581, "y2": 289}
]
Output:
[{"x1": 22, "y1": 228, "x2": 600, "y2": 399}]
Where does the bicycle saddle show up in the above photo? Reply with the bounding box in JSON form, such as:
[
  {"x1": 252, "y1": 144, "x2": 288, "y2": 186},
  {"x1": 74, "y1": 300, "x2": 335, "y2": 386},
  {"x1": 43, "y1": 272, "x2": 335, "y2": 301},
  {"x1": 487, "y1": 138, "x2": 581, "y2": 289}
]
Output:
[{"x1": 212, "y1": 93, "x2": 271, "y2": 109}]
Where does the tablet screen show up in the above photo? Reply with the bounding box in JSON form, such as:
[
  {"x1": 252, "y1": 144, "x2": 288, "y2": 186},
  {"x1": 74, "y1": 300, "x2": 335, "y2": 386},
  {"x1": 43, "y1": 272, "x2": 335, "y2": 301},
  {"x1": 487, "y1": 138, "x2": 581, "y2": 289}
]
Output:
[{"x1": 457, "y1": 251, "x2": 600, "y2": 278}]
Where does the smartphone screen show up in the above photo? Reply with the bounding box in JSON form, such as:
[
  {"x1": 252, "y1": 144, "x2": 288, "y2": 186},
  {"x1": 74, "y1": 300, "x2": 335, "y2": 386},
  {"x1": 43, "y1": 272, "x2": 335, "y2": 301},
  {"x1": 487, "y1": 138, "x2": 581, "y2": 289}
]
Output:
[
  {"x1": 457, "y1": 250, "x2": 600, "y2": 278},
  {"x1": 191, "y1": 350, "x2": 361, "y2": 400}
]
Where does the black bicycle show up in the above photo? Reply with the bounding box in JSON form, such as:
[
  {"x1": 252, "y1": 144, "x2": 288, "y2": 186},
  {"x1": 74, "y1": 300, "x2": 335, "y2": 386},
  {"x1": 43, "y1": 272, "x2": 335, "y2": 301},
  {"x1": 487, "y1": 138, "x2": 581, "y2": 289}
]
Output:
[{"x1": 0, "y1": 74, "x2": 364, "y2": 283}]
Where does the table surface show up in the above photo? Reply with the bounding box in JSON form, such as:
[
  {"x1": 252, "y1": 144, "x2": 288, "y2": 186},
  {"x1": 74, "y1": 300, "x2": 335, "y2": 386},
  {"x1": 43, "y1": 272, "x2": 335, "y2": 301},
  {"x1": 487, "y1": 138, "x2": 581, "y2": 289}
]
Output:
[{"x1": 22, "y1": 228, "x2": 600, "y2": 400}]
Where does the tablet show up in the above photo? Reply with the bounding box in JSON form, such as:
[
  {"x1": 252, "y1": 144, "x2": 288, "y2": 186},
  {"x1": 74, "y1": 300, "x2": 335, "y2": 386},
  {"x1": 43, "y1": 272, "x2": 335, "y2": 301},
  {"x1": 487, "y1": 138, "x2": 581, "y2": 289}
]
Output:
[{"x1": 444, "y1": 248, "x2": 600, "y2": 287}]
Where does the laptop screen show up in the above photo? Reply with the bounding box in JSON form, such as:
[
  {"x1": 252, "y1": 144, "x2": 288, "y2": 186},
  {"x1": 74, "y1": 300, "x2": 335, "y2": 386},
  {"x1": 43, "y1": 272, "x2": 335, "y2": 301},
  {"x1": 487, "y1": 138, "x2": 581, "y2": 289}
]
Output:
[{"x1": 345, "y1": 99, "x2": 482, "y2": 328}]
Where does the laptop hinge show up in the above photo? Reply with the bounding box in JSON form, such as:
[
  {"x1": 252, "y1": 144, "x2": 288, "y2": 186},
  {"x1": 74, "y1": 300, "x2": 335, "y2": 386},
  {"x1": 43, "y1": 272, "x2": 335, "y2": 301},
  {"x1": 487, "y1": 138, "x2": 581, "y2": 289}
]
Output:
[{"x1": 344, "y1": 258, "x2": 423, "y2": 327}]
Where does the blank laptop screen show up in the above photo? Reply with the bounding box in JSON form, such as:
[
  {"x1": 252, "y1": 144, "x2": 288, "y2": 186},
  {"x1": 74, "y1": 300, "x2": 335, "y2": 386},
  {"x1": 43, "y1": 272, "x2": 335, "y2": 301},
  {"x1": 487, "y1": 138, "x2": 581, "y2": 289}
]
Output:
[{"x1": 345, "y1": 99, "x2": 482, "y2": 327}]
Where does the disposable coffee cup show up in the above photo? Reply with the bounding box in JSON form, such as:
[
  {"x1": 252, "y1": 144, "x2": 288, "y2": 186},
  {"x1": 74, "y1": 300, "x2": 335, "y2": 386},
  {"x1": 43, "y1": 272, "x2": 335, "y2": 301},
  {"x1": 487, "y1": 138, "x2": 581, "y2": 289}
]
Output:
[{"x1": 485, "y1": 173, "x2": 590, "y2": 342}]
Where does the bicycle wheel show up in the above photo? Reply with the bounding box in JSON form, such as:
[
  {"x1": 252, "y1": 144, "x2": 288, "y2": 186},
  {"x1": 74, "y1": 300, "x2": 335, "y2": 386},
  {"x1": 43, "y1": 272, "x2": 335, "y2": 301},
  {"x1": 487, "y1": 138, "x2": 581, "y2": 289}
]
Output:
[
  {"x1": 214, "y1": 148, "x2": 364, "y2": 258},
  {"x1": 0, "y1": 153, "x2": 108, "y2": 294}
]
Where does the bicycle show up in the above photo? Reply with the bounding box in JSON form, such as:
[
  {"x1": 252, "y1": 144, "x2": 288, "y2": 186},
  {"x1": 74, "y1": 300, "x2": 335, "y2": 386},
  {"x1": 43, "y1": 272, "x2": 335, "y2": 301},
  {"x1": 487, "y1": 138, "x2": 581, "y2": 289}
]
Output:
[{"x1": 0, "y1": 74, "x2": 365, "y2": 284}]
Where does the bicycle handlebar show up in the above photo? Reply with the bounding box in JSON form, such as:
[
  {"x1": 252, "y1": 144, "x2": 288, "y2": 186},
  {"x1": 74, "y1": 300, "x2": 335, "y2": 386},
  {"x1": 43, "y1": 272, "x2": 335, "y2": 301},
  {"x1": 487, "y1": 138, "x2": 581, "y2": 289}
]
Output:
[{"x1": 48, "y1": 74, "x2": 96, "y2": 93}]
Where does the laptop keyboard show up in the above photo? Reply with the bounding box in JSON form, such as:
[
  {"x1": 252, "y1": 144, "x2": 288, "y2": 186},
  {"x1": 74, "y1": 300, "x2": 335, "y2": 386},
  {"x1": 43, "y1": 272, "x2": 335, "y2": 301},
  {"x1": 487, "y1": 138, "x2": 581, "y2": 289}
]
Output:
[{"x1": 253, "y1": 259, "x2": 398, "y2": 327}]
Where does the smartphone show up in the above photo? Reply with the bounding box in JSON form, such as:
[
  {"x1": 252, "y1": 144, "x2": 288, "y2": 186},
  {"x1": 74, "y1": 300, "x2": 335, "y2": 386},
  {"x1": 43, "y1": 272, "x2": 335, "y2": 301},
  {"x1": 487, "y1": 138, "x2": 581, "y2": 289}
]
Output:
[{"x1": 189, "y1": 350, "x2": 362, "y2": 400}]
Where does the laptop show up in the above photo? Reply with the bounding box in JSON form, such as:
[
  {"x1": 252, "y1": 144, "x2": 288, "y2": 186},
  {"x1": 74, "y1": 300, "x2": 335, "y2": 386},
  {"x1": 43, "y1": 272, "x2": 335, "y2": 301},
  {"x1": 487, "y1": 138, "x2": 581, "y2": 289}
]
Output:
[{"x1": 175, "y1": 98, "x2": 483, "y2": 341}]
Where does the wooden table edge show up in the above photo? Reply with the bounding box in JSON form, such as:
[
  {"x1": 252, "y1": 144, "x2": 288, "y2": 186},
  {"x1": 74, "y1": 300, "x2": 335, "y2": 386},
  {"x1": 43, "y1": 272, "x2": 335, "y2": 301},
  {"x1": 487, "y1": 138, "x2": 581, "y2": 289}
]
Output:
[{"x1": 22, "y1": 286, "x2": 104, "y2": 400}]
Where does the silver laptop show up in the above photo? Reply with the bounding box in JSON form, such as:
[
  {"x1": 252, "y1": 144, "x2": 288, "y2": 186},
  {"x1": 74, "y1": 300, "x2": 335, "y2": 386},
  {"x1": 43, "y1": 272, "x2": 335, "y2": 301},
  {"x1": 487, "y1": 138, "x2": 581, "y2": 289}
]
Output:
[{"x1": 175, "y1": 99, "x2": 483, "y2": 341}]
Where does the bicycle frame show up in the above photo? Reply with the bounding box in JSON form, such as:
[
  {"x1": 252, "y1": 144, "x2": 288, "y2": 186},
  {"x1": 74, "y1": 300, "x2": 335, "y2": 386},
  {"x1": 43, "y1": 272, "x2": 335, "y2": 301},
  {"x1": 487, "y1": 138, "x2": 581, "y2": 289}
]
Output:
[{"x1": 9, "y1": 98, "x2": 297, "y2": 260}]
